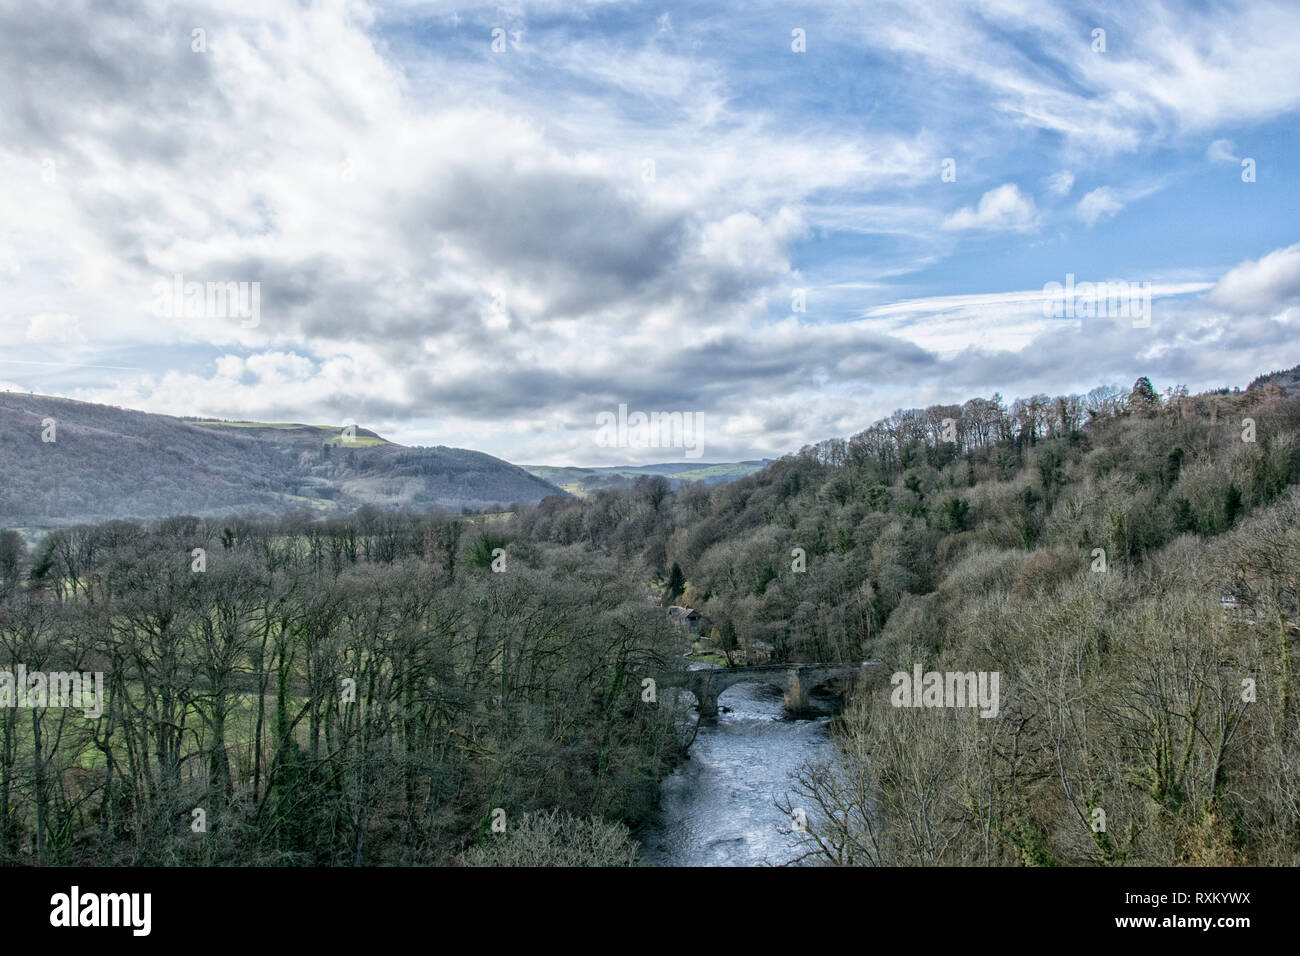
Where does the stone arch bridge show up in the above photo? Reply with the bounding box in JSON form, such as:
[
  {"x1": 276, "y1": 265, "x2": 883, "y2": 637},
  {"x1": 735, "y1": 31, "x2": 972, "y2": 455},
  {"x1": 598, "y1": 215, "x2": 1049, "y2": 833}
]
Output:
[{"x1": 650, "y1": 662, "x2": 874, "y2": 719}]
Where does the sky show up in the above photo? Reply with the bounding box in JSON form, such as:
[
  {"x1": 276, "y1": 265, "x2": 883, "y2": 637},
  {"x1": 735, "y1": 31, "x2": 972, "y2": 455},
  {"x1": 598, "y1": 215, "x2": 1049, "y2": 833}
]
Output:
[{"x1": 1, "y1": 0, "x2": 1298, "y2": 466}]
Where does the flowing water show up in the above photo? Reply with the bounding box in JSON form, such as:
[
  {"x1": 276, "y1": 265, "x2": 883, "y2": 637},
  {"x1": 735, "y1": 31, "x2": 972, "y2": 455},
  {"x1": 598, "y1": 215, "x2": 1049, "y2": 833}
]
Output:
[{"x1": 637, "y1": 679, "x2": 836, "y2": 866}]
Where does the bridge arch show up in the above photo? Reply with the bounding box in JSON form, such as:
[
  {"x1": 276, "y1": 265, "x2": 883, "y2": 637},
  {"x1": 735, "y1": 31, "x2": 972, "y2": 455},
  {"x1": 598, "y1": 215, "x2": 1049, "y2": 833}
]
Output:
[
  {"x1": 713, "y1": 673, "x2": 790, "y2": 713},
  {"x1": 650, "y1": 662, "x2": 872, "y2": 721},
  {"x1": 714, "y1": 676, "x2": 791, "y2": 714}
]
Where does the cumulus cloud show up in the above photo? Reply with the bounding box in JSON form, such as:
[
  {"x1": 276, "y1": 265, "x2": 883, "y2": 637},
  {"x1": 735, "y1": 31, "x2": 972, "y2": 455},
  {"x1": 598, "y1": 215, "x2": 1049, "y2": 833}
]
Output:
[
  {"x1": 1208, "y1": 243, "x2": 1300, "y2": 314},
  {"x1": 942, "y1": 184, "x2": 1039, "y2": 232}
]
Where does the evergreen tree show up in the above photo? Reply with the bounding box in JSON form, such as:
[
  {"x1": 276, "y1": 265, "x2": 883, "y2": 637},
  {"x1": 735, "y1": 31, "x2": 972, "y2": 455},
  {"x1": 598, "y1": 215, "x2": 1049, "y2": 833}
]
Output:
[{"x1": 665, "y1": 562, "x2": 686, "y2": 605}]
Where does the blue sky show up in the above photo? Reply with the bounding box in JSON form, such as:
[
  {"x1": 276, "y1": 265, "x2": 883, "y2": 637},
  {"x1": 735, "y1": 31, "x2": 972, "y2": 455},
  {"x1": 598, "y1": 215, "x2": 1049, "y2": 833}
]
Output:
[{"x1": 2, "y1": 0, "x2": 1298, "y2": 464}]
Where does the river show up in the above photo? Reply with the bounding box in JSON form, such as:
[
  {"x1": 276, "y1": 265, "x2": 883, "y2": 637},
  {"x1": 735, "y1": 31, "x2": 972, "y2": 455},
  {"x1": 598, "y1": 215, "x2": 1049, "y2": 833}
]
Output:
[{"x1": 637, "y1": 679, "x2": 836, "y2": 866}]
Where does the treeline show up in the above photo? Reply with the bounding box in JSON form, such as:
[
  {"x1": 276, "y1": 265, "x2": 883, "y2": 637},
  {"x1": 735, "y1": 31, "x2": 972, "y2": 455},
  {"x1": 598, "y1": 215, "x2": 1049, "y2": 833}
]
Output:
[
  {"x1": 509, "y1": 377, "x2": 1299, "y2": 671},
  {"x1": 0, "y1": 510, "x2": 686, "y2": 865}
]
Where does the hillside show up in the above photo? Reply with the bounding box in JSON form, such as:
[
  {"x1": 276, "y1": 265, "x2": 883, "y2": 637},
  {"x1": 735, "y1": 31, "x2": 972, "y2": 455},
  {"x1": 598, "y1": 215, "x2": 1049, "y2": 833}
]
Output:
[
  {"x1": 1248, "y1": 364, "x2": 1300, "y2": 394},
  {"x1": 508, "y1": 368, "x2": 1300, "y2": 865},
  {"x1": 524, "y1": 460, "x2": 772, "y2": 495},
  {"x1": 0, "y1": 393, "x2": 564, "y2": 529}
]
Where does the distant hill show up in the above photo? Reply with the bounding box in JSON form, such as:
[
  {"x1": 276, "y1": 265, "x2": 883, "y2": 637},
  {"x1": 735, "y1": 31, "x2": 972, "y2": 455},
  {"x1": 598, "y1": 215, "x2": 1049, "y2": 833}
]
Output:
[
  {"x1": 523, "y1": 460, "x2": 772, "y2": 495},
  {"x1": 0, "y1": 393, "x2": 565, "y2": 530},
  {"x1": 1248, "y1": 362, "x2": 1300, "y2": 395}
]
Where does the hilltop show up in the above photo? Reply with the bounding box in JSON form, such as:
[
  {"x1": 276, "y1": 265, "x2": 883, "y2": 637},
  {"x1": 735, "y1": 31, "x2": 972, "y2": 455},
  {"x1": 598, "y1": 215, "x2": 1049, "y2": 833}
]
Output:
[{"x1": 0, "y1": 393, "x2": 564, "y2": 530}]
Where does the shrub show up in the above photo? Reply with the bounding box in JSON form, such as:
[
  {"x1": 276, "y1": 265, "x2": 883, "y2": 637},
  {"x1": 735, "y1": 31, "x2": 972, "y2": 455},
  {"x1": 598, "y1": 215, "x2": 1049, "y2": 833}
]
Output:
[{"x1": 459, "y1": 810, "x2": 639, "y2": 867}]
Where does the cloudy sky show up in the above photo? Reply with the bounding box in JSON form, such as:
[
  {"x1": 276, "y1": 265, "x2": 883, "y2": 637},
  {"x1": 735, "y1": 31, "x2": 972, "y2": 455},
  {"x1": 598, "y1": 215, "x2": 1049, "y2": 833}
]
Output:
[{"x1": 2, "y1": 0, "x2": 1298, "y2": 465}]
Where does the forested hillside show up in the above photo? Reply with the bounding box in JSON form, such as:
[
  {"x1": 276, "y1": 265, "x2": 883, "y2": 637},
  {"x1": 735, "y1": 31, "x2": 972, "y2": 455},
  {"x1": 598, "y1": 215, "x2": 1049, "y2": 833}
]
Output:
[
  {"x1": 0, "y1": 393, "x2": 564, "y2": 529},
  {"x1": 509, "y1": 372, "x2": 1300, "y2": 865},
  {"x1": 1, "y1": 370, "x2": 1297, "y2": 866}
]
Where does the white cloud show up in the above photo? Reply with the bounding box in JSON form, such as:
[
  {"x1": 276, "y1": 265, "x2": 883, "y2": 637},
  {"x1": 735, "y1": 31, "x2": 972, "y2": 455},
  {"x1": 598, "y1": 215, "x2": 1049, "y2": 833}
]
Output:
[
  {"x1": 846, "y1": 0, "x2": 1300, "y2": 155},
  {"x1": 2, "y1": 0, "x2": 1298, "y2": 465},
  {"x1": 862, "y1": 282, "x2": 1214, "y2": 354},
  {"x1": 1209, "y1": 243, "x2": 1300, "y2": 314},
  {"x1": 25, "y1": 312, "x2": 84, "y2": 343},
  {"x1": 942, "y1": 184, "x2": 1038, "y2": 232},
  {"x1": 1076, "y1": 187, "x2": 1124, "y2": 226},
  {"x1": 1207, "y1": 139, "x2": 1238, "y2": 164}
]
